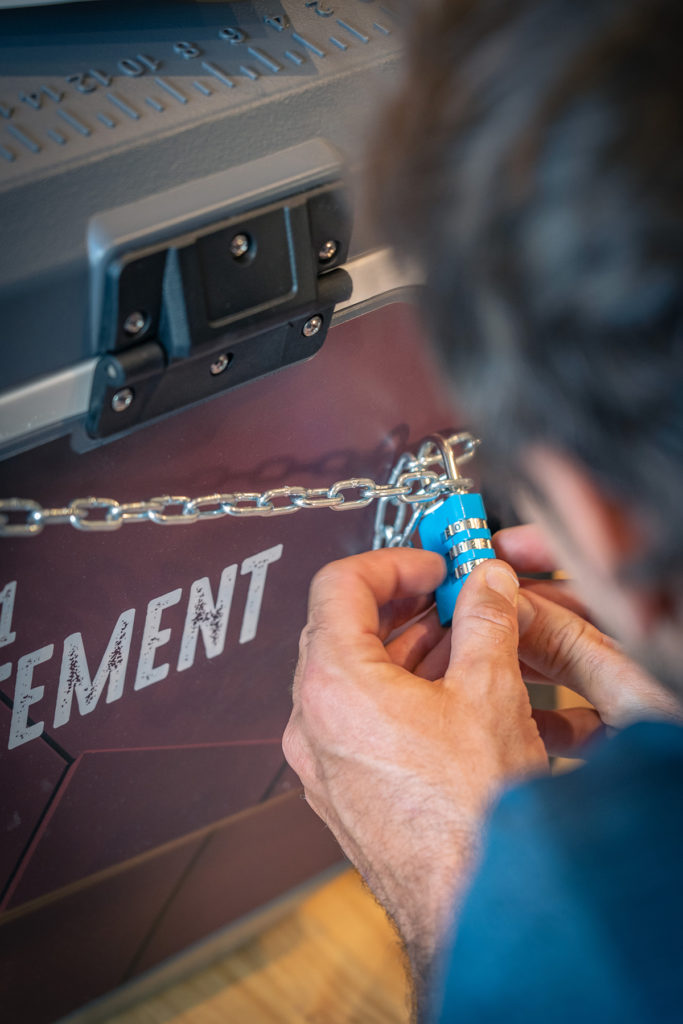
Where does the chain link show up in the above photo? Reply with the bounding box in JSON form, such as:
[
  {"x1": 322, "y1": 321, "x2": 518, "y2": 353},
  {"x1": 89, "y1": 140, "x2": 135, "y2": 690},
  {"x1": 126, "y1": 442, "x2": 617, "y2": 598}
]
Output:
[
  {"x1": 372, "y1": 432, "x2": 479, "y2": 548},
  {"x1": 0, "y1": 432, "x2": 479, "y2": 540}
]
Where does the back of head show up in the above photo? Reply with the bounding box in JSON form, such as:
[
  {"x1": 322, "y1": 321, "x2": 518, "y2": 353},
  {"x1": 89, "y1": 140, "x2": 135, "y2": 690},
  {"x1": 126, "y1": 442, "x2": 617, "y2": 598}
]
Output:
[{"x1": 371, "y1": 0, "x2": 683, "y2": 581}]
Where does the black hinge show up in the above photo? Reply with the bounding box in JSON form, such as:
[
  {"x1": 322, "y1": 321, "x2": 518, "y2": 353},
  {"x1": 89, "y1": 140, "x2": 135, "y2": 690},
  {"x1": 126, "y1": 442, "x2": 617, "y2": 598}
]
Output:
[{"x1": 86, "y1": 140, "x2": 352, "y2": 440}]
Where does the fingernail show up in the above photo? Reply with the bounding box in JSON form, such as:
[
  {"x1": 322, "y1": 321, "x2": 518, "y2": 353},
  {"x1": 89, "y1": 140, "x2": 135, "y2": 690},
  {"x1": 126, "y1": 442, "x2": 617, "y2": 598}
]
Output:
[
  {"x1": 485, "y1": 565, "x2": 519, "y2": 605},
  {"x1": 517, "y1": 592, "x2": 535, "y2": 634}
]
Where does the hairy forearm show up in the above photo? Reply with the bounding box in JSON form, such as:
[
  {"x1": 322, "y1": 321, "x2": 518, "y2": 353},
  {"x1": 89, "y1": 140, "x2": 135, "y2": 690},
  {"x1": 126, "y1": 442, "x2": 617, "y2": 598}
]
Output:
[
  {"x1": 283, "y1": 552, "x2": 550, "y2": 1021},
  {"x1": 352, "y1": 822, "x2": 485, "y2": 1023}
]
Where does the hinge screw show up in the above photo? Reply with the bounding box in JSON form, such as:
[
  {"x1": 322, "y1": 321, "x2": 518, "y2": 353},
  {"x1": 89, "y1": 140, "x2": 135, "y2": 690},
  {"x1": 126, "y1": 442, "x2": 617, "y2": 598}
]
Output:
[
  {"x1": 318, "y1": 240, "x2": 337, "y2": 262},
  {"x1": 122, "y1": 312, "x2": 147, "y2": 337},
  {"x1": 302, "y1": 315, "x2": 323, "y2": 338},
  {"x1": 210, "y1": 353, "x2": 232, "y2": 376},
  {"x1": 111, "y1": 387, "x2": 134, "y2": 413},
  {"x1": 230, "y1": 233, "x2": 251, "y2": 259}
]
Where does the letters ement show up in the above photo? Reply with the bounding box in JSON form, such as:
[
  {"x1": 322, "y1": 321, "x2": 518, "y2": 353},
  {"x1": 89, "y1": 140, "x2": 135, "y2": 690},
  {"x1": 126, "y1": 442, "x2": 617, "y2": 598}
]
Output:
[{"x1": 0, "y1": 544, "x2": 283, "y2": 750}]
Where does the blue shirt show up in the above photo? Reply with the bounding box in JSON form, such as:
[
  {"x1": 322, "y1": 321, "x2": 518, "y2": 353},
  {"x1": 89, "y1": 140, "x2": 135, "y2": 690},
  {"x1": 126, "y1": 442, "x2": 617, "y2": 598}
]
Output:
[{"x1": 434, "y1": 723, "x2": 683, "y2": 1022}]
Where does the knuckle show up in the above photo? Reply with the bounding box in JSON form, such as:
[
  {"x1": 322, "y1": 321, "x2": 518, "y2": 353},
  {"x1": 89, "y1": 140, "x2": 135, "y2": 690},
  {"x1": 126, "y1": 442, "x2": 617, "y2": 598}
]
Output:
[
  {"x1": 543, "y1": 616, "x2": 590, "y2": 675},
  {"x1": 310, "y1": 559, "x2": 347, "y2": 595},
  {"x1": 282, "y1": 718, "x2": 311, "y2": 779},
  {"x1": 292, "y1": 650, "x2": 339, "y2": 732},
  {"x1": 460, "y1": 600, "x2": 516, "y2": 642},
  {"x1": 281, "y1": 718, "x2": 297, "y2": 765},
  {"x1": 297, "y1": 623, "x2": 312, "y2": 661},
  {"x1": 298, "y1": 663, "x2": 331, "y2": 722}
]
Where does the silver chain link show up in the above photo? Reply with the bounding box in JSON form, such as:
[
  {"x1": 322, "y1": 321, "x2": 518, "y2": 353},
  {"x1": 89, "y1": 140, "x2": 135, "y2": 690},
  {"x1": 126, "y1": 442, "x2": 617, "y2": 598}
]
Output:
[
  {"x1": 0, "y1": 431, "x2": 479, "y2": 540},
  {"x1": 372, "y1": 432, "x2": 478, "y2": 548}
]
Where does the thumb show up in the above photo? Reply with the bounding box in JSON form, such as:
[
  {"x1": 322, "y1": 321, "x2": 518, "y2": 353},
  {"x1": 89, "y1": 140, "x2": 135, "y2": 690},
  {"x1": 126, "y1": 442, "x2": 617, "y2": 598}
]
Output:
[{"x1": 445, "y1": 560, "x2": 521, "y2": 691}]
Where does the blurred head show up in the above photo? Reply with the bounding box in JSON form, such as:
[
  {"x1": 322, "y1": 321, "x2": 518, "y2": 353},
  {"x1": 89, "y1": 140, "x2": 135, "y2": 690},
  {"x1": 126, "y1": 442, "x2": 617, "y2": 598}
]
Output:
[{"x1": 371, "y1": 0, "x2": 683, "y2": 684}]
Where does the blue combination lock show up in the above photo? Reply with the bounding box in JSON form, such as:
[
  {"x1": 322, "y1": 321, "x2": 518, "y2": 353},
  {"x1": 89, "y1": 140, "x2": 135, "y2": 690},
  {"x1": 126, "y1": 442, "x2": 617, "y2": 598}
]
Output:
[
  {"x1": 418, "y1": 491, "x2": 495, "y2": 625},
  {"x1": 411, "y1": 433, "x2": 494, "y2": 626},
  {"x1": 374, "y1": 431, "x2": 494, "y2": 626}
]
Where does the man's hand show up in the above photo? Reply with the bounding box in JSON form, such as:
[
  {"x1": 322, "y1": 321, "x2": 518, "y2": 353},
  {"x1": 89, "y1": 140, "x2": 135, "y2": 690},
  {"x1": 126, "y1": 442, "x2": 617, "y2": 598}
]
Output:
[
  {"x1": 282, "y1": 549, "x2": 548, "y2": 989},
  {"x1": 494, "y1": 525, "x2": 683, "y2": 755}
]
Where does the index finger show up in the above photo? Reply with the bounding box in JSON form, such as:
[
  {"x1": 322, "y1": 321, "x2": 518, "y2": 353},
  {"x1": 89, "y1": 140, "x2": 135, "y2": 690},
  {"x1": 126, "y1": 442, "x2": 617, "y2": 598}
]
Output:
[
  {"x1": 492, "y1": 524, "x2": 560, "y2": 575},
  {"x1": 307, "y1": 548, "x2": 446, "y2": 652}
]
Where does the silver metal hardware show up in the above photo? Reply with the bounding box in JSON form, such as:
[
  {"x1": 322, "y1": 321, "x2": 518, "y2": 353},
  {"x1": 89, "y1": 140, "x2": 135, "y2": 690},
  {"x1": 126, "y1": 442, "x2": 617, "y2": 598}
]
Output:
[
  {"x1": 443, "y1": 517, "x2": 488, "y2": 540},
  {"x1": 122, "y1": 312, "x2": 147, "y2": 337},
  {"x1": 0, "y1": 431, "x2": 479, "y2": 539},
  {"x1": 421, "y1": 433, "x2": 474, "y2": 492},
  {"x1": 229, "y1": 233, "x2": 250, "y2": 258},
  {"x1": 111, "y1": 388, "x2": 134, "y2": 413},
  {"x1": 447, "y1": 536, "x2": 494, "y2": 560},
  {"x1": 451, "y1": 555, "x2": 492, "y2": 580},
  {"x1": 210, "y1": 354, "x2": 231, "y2": 376},
  {"x1": 318, "y1": 240, "x2": 337, "y2": 262},
  {"x1": 302, "y1": 315, "x2": 323, "y2": 338},
  {"x1": 372, "y1": 432, "x2": 479, "y2": 550},
  {"x1": 0, "y1": 247, "x2": 420, "y2": 458}
]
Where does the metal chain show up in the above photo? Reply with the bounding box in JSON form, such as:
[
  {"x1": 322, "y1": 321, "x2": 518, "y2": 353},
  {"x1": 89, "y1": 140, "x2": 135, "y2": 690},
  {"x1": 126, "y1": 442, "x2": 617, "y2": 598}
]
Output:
[{"x1": 0, "y1": 431, "x2": 479, "y2": 540}]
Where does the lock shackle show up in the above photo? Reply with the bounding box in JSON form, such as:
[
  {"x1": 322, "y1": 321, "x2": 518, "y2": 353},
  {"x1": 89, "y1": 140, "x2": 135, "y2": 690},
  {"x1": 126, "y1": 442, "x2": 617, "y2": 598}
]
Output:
[{"x1": 418, "y1": 432, "x2": 479, "y2": 491}]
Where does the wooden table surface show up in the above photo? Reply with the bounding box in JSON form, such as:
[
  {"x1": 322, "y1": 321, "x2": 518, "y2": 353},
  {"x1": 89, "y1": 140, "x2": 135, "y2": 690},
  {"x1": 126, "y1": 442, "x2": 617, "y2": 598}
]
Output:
[{"x1": 104, "y1": 869, "x2": 411, "y2": 1024}]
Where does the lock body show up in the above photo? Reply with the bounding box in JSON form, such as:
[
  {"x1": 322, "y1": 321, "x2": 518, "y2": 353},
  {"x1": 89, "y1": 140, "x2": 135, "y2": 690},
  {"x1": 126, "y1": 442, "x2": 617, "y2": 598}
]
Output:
[{"x1": 418, "y1": 492, "x2": 495, "y2": 625}]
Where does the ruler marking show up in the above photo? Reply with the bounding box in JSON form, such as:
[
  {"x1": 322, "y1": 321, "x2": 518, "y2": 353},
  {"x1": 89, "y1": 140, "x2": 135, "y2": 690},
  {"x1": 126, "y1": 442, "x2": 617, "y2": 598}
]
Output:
[
  {"x1": 193, "y1": 80, "x2": 212, "y2": 96},
  {"x1": 284, "y1": 50, "x2": 305, "y2": 65},
  {"x1": 57, "y1": 108, "x2": 91, "y2": 136},
  {"x1": 291, "y1": 32, "x2": 326, "y2": 57},
  {"x1": 97, "y1": 112, "x2": 116, "y2": 127},
  {"x1": 154, "y1": 77, "x2": 188, "y2": 104},
  {"x1": 106, "y1": 92, "x2": 140, "y2": 120},
  {"x1": 7, "y1": 124, "x2": 40, "y2": 152},
  {"x1": 247, "y1": 46, "x2": 283, "y2": 73},
  {"x1": 329, "y1": 35, "x2": 348, "y2": 50},
  {"x1": 336, "y1": 18, "x2": 369, "y2": 43},
  {"x1": 47, "y1": 128, "x2": 67, "y2": 144},
  {"x1": 145, "y1": 97, "x2": 165, "y2": 112},
  {"x1": 201, "y1": 61, "x2": 235, "y2": 88}
]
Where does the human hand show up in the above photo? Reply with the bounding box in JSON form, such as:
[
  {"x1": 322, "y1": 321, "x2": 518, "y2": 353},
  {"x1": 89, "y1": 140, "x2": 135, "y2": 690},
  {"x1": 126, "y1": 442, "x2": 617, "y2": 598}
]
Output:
[
  {"x1": 282, "y1": 549, "x2": 548, "y2": 989},
  {"x1": 494, "y1": 525, "x2": 683, "y2": 755}
]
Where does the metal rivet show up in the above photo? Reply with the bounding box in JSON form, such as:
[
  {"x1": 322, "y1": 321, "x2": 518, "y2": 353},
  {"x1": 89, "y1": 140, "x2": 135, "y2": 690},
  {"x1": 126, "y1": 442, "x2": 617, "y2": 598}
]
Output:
[
  {"x1": 111, "y1": 387, "x2": 134, "y2": 413},
  {"x1": 210, "y1": 353, "x2": 232, "y2": 376},
  {"x1": 122, "y1": 311, "x2": 147, "y2": 337},
  {"x1": 230, "y1": 233, "x2": 250, "y2": 258},
  {"x1": 318, "y1": 240, "x2": 337, "y2": 262},
  {"x1": 302, "y1": 315, "x2": 323, "y2": 338}
]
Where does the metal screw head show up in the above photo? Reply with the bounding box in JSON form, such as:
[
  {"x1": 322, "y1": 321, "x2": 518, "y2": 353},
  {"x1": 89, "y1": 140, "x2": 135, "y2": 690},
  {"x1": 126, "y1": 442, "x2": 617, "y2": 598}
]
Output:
[
  {"x1": 122, "y1": 312, "x2": 147, "y2": 337},
  {"x1": 111, "y1": 387, "x2": 134, "y2": 413},
  {"x1": 302, "y1": 315, "x2": 323, "y2": 338},
  {"x1": 210, "y1": 353, "x2": 232, "y2": 376},
  {"x1": 230, "y1": 233, "x2": 250, "y2": 259},
  {"x1": 318, "y1": 240, "x2": 337, "y2": 262}
]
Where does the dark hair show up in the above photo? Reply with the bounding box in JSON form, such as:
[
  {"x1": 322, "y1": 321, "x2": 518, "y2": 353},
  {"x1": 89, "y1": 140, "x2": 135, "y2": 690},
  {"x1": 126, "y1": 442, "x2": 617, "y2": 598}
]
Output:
[{"x1": 371, "y1": 0, "x2": 683, "y2": 576}]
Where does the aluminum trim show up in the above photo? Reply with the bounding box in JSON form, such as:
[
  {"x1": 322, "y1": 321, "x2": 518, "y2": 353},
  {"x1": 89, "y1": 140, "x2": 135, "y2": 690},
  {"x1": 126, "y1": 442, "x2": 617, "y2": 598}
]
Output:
[
  {"x1": 333, "y1": 247, "x2": 421, "y2": 317},
  {"x1": 0, "y1": 359, "x2": 96, "y2": 450},
  {"x1": 0, "y1": 248, "x2": 420, "y2": 453}
]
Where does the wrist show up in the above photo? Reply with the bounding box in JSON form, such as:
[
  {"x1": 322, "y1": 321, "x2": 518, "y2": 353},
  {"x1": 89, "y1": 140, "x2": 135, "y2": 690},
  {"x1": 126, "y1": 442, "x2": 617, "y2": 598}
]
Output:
[{"x1": 363, "y1": 821, "x2": 484, "y2": 1021}]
